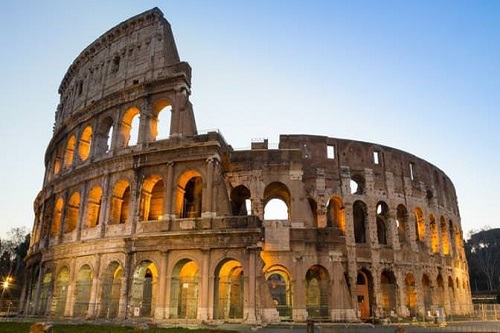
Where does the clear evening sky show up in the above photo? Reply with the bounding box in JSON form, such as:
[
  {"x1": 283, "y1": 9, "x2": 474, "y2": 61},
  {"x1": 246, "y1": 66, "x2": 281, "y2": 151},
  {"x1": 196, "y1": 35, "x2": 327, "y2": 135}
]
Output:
[{"x1": 0, "y1": 1, "x2": 498, "y2": 239}]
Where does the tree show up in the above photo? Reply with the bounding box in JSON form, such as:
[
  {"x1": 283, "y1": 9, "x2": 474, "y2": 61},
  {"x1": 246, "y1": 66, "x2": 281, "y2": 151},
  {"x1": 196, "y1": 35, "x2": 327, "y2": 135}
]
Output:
[{"x1": 466, "y1": 227, "x2": 500, "y2": 291}]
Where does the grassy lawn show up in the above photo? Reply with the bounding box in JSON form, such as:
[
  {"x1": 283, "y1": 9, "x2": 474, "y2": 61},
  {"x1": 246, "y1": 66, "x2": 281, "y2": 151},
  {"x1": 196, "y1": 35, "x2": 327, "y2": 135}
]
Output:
[{"x1": 0, "y1": 322, "x2": 239, "y2": 333}]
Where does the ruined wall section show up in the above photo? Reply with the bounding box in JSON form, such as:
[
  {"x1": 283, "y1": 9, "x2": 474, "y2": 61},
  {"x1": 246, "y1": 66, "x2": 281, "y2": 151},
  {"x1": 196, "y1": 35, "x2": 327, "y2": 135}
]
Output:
[{"x1": 55, "y1": 7, "x2": 181, "y2": 131}]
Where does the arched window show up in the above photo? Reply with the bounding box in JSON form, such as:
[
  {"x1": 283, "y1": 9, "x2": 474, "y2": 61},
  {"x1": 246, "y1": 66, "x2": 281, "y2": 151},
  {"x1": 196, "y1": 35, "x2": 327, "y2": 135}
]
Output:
[
  {"x1": 65, "y1": 192, "x2": 80, "y2": 233},
  {"x1": 176, "y1": 171, "x2": 203, "y2": 218},
  {"x1": 63, "y1": 135, "x2": 76, "y2": 168},
  {"x1": 230, "y1": 185, "x2": 251, "y2": 216},
  {"x1": 376, "y1": 202, "x2": 389, "y2": 245},
  {"x1": 440, "y1": 216, "x2": 450, "y2": 255},
  {"x1": 131, "y1": 261, "x2": 157, "y2": 318},
  {"x1": 84, "y1": 185, "x2": 102, "y2": 228},
  {"x1": 95, "y1": 116, "x2": 114, "y2": 155},
  {"x1": 305, "y1": 265, "x2": 330, "y2": 319},
  {"x1": 78, "y1": 126, "x2": 92, "y2": 161},
  {"x1": 151, "y1": 99, "x2": 172, "y2": 141},
  {"x1": 51, "y1": 197, "x2": 64, "y2": 236},
  {"x1": 121, "y1": 107, "x2": 140, "y2": 147},
  {"x1": 263, "y1": 182, "x2": 291, "y2": 220},
  {"x1": 405, "y1": 274, "x2": 417, "y2": 316},
  {"x1": 414, "y1": 207, "x2": 425, "y2": 242},
  {"x1": 350, "y1": 174, "x2": 365, "y2": 195},
  {"x1": 429, "y1": 215, "x2": 439, "y2": 253},
  {"x1": 396, "y1": 204, "x2": 408, "y2": 244},
  {"x1": 353, "y1": 200, "x2": 367, "y2": 243},
  {"x1": 327, "y1": 196, "x2": 345, "y2": 234},
  {"x1": 170, "y1": 259, "x2": 200, "y2": 319},
  {"x1": 53, "y1": 145, "x2": 63, "y2": 175},
  {"x1": 215, "y1": 259, "x2": 243, "y2": 319},
  {"x1": 141, "y1": 176, "x2": 164, "y2": 221},
  {"x1": 110, "y1": 179, "x2": 131, "y2": 224}
]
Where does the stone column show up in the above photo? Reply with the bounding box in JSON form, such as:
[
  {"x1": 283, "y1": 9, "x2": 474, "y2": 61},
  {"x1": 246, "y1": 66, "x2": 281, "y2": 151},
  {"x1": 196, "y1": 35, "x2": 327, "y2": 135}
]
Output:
[
  {"x1": 292, "y1": 255, "x2": 306, "y2": 322},
  {"x1": 156, "y1": 251, "x2": 168, "y2": 319},
  {"x1": 198, "y1": 249, "x2": 210, "y2": 320},
  {"x1": 99, "y1": 173, "x2": 111, "y2": 236},
  {"x1": 65, "y1": 258, "x2": 77, "y2": 317},
  {"x1": 87, "y1": 253, "x2": 102, "y2": 318},
  {"x1": 243, "y1": 247, "x2": 257, "y2": 324},
  {"x1": 118, "y1": 253, "x2": 133, "y2": 319},
  {"x1": 202, "y1": 156, "x2": 216, "y2": 217},
  {"x1": 76, "y1": 182, "x2": 89, "y2": 241},
  {"x1": 164, "y1": 162, "x2": 175, "y2": 220}
]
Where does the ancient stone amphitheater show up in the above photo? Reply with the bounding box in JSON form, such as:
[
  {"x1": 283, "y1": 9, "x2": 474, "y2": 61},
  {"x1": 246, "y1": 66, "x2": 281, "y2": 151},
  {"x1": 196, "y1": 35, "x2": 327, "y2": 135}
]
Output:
[{"x1": 22, "y1": 8, "x2": 472, "y2": 324}]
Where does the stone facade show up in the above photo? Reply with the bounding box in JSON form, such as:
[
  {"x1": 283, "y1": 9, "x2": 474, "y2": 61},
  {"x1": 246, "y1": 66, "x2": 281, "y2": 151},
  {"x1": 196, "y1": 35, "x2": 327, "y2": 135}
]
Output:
[{"x1": 22, "y1": 8, "x2": 472, "y2": 325}]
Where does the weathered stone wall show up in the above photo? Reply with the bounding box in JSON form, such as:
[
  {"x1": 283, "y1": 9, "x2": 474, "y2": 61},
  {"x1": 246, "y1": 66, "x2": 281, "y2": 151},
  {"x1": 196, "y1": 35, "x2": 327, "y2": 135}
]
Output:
[{"x1": 23, "y1": 7, "x2": 471, "y2": 326}]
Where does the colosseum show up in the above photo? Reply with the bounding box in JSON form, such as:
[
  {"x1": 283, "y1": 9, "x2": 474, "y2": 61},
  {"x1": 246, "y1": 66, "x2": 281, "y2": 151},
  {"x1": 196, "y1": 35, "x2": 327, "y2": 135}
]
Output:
[{"x1": 22, "y1": 8, "x2": 472, "y2": 325}]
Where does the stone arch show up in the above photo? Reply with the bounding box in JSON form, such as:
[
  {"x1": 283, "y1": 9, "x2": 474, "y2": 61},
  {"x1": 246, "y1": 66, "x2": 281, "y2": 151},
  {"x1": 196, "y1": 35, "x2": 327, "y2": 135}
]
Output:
[
  {"x1": 99, "y1": 261, "x2": 123, "y2": 319},
  {"x1": 214, "y1": 258, "x2": 244, "y2": 320},
  {"x1": 327, "y1": 196, "x2": 345, "y2": 234},
  {"x1": 38, "y1": 270, "x2": 53, "y2": 315},
  {"x1": 130, "y1": 260, "x2": 158, "y2": 318},
  {"x1": 176, "y1": 169, "x2": 203, "y2": 218},
  {"x1": 120, "y1": 106, "x2": 141, "y2": 147},
  {"x1": 356, "y1": 269, "x2": 374, "y2": 319},
  {"x1": 63, "y1": 134, "x2": 76, "y2": 168},
  {"x1": 436, "y1": 274, "x2": 445, "y2": 307},
  {"x1": 380, "y1": 270, "x2": 397, "y2": 316},
  {"x1": 396, "y1": 204, "x2": 408, "y2": 244},
  {"x1": 405, "y1": 273, "x2": 417, "y2": 316},
  {"x1": 53, "y1": 266, "x2": 70, "y2": 316},
  {"x1": 84, "y1": 185, "x2": 102, "y2": 228},
  {"x1": 140, "y1": 174, "x2": 164, "y2": 221},
  {"x1": 65, "y1": 191, "x2": 80, "y2": 233},
  {"x1": 73, "y1": 264, "x2": 93, "y2": 317},
  {"x1": 78, "y1": 125, "x2": 93, "y2": 161},
  {"x1": 414, "y1": 207, "x2": 425, "y2": 242},
  {"x1": 51, "y1": 197, "x2": 64, "y2": 236},
  {"x1": 421, "y1": 273, "x2": 432, "y2": 311},
  {"x1": 265, "y1": 265, "x2": 292, "y2": 319},
  {"x1": 350, "y1": 174, "x2": 365, "y2": 195},
  {"x1": 150, "y1": 98, "x2": 172, "y2": 141},
  {"x1": 263, "y1": 181, "x2": 291, "y2": 220},
  {"x1": 170, "y1": 259, "x2": 200, "y2": 319},
  {"x1": 95, "y1": 115, "x2": 114, "y2": 155},
  {"x1": 230, "y1": 184, "x2": 251, "y2": 216},
  {"x1": 440, "y1": 216, "x2": 450, "y2": 255},
  {"x1": 305, "y1": 265, "x2": 330, "y2": 319},
  {"x1": 429, "y1": 214, "x2": 439, "y2": 253},
  {"x1": 376, "y1": 201, "x2": 389, "y2": 245},
  {"x1": 53, "y1": 144, "x2": 64, "y2": 175},
  {"x1": 353, "y1": 200, "x2": 367, "y2": 243},
  {"x1": 110, "y1": 179, "x2": 131, "y2": 224}
]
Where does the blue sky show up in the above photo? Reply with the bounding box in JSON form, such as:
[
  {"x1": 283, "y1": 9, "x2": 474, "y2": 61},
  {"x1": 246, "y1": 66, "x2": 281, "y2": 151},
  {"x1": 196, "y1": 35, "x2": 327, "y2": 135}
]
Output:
[{"x1": 0, "y1": 1, "x2": 498, "y2": 239}]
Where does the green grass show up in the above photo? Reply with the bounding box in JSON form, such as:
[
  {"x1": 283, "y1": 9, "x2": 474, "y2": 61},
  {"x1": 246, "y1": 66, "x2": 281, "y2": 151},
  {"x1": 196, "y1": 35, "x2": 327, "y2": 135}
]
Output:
[{"x1": 0, "y1": 322, "x2": 239, "y2": 333}]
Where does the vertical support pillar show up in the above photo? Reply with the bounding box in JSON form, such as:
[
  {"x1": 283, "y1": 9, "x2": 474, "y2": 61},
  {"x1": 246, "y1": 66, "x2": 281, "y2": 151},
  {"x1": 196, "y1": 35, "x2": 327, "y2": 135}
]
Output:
[
  {"x1": 244, "y1": 247, "x2": 257, "y2": 324},
  {"x1": 164, "y1": 162, "x2": 175, "y2": 220},
  {"x1": 118, "y1": 253, "x2": 133, "y2": 319},
  {"x1": 156, "y1": 251, "x2": 168, "y2": 319},
  {"x1": 99, "y1": 173, "x2": 111, "y2": 237},
  {"x1": 76, "y1": 182, "x2": 88, "y2": 241},
  {"x1": 202, "y1": 156, "x2": 216, "y2": 218},
  {"x1": 198, "y1": 249, "x2": 210, "y2": 320},
  {"x1": 87, "y1": 253, "x2": 102, "y2": 318}
]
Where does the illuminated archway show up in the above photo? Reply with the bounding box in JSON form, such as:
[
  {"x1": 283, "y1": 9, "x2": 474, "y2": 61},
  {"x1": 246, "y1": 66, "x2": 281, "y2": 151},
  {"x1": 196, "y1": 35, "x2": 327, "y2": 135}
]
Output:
[
  {"x1": 51, "y1": 197, "x2": 64, "y2": 236},
  {"x1": 73, "y1": 264, "x2": 92, "y2": 317},
  {"x1": 170, "y1": 259, "x2": 200, "y2": 319},
  {"x1": 120, "y1": 107, "x2": 140, "y2": 147},
  {"x1": 78, "y1": 126, "x2": 92, "y2": 161},
  {"x1": 440, "y1": 216, "x2": 450, "y2": 255},
  {"x1": 414, "y1": 207, "x2": 425, "y2": 242},
  {"x1": 327, "y1": 196, "x2": 345, "y2": 234},
  {"x1": 110, "y1": 179, "x2": 131, "y2": 224},
  {"x1": 306, "y1": 265, "x2": 330, "y2": 319},
  {"x1": 176, "y1": 170, "x2": 203, "y2": 218},
  {"x1": 85, "y1": 186, "x2": 102, "y2": 228},
  {"x1": 53, "y1": 267, "x2": 70, "y2": 316},
  {"x1": 380, "y1": 270, "x2": 397, "y2": 316},
  {"x1": 396, "y1": 205, "x2": 408, "y2": 244},
  {"x1": 140, "y1": 175, "x2": 164, "y2": 221},
  {"x1": 429, "y1": 215, "x2": 439, "y2": 253},
  {"x1": 356, "y1": 270, "x2": 373, "y2": 319},
  {"x1": 99, "y1": 261, "x2": 122, "y2": 318},
  {"x1": 214, "y1": 259, "x2": 243, "y2": 320},
  {"x1": 65, "y1": 192, "x2": 80, "y2": 233},
  {"x1": 151, "y1": 99, "x2": 172, "y2": 141},
  {"x1": 405, "y1": 273, "x2": 417, "y2": 316},
  {"x1": 130, "y1": 261, "x2": 158, "y2": 318},
  {"x1": 63, "y1": 135, "x2": 76, "y2": 168},
  {"x1": 265, "y1": 267, "x2": 292, "y2": 318}
]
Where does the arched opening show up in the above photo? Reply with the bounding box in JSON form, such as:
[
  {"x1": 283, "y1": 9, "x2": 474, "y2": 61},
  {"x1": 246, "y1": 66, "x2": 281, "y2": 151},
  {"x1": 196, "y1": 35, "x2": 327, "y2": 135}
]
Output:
[
  {"x1": 121, "y1": 107, "x2": 140, "y2": 147},
  {"x1": 429, "y1": 215, "x2": 439, "y2": 253},
  {"x1": 176, "y1": 171, "x2": 203, "y2": 218},
  {"x1": 214, "y1": 259, "x2": 243, "y2": 320},
  {"x1": 414, "y1": 207, "x2": 425, "y2": 242},
  {"x1": 85, "y1": 186, "x2": 102, "y2": 228},
  {"x1": 396, "y1": 204, "x2": 408, "y2": 244},
  {"x1": 230, "y1": 185, "x2": 251, "y2": 216},
  {"x1": 170, "y1": 260, "x2": 200, "y2": 319},
  {"x1": 308, "y1": 198, "x2": 319, "y2": 227},
  {"x1": 263, "y1": 182, "x2": 291, "y2": 220},
  {"x1": 327, "y1": 196, "x2": 345, "y2": 234},
  {"x1": 151, "y1": 99, "x2": 172, "y2": 141},
  {"x1": 380, "y1": 270, "x2": 397, "y2": 316},
  {"x1": 440, "y1": 216, "x2": 450, "y2": 255},
  {"x1": 53, "y1": 145, "x2": 63, "y2": 175},
  {"x1": 78, "y1": 126, "x2": 93, "y2": 161},
  {"x1": 110, "y1": 179, "x2": 131, "y2": 224},
  {"x1": 436, "y1": 274, "x2": 445, "y2": 307},
  {"x1": 73, "y1": 264, "x2": 92, "y2": 317},
  {"x1": 353, "y1": 200, "x2": 367, "y2": 243},
  {"x1": 448, "y1": 276, "x2": 455, "y2": 312},
  {"x1": 95, "y1": 116, "x2": 114, "y2": 155},
  {"x1": 65, "y1": 192, "x2": 80, "y2": 233},
  {"x1": 350, "y1": 174, "x2": 365, "y2": 195},
  {"x1": 422, "y1": 274, "x2": 432, "y2": 312},
  {"x1": 38, "y1": 271, "x2": 52, "y2": 315},
  {"x1": 376, "y1": 201, "x2": 389, "y2": 245},
  {"x1": 265, "y1": 267, "x2": 292, "y2": 319},
  {"x1": 140, "y1": 176, "x2": 164, "y2": 221},
  {"x1": 356, "y1": 270, "x2": 373, "y2": 319},
  {"x1": 99, "y1": 262, "x2": 122, "y2": 319},
  {"x1": 405, "y1": 273, "x2": 417, "y2": 316},
  {"x1": 63, "y1": 135, "x2": 76, "y2": 168},
  {"x1": 306, "y1": 265, "x2": 330, "y2": 319},
  {"x1": 131, "y1": 261, "x2": 157, "y2": 318},
  {"x1": 53, "y1": 267, "x2": 70, "y2": 316},
  {"x1": 51, "y1": 197, "x2": 64, "y2": 236}
]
